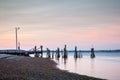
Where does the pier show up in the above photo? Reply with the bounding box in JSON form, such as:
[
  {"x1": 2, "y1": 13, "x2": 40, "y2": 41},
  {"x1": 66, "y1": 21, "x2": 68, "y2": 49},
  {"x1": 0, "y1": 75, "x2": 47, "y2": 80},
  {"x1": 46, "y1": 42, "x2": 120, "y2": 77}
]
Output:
[{"x1": 0, "y1": 45, "x2": 95, "y2": 59}]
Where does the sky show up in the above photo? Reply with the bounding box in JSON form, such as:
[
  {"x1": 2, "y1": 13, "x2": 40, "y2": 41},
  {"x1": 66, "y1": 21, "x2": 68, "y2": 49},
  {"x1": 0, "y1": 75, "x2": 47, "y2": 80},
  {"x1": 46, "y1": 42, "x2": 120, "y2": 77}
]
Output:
[{"x1": 0, "y1": 0, "x2": 120, "y2": 50}]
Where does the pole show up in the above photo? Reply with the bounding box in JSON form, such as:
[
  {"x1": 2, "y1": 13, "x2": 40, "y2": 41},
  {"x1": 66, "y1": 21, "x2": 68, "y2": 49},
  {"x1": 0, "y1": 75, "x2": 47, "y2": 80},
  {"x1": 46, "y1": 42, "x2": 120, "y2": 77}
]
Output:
[
  {"x1": 15, "y1": 27, "x2": 20, "y2": 50},
  {"x1": 15, "y1": 27, "x2": 17, "y2": 50}
]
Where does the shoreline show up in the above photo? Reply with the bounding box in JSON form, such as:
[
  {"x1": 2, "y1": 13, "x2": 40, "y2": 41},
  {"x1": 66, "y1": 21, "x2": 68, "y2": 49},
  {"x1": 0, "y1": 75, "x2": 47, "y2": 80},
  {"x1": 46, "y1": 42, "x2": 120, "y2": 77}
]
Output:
[{"x1": 0, "y1": 54, "x2": 106, "y2": 80}]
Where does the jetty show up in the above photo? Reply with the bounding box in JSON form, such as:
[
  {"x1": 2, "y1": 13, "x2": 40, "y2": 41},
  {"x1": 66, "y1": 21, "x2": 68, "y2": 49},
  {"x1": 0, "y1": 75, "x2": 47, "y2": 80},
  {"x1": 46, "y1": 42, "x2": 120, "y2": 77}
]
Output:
[{"x1": 0, "y1": 45, "x2": 96, "y2": 59}]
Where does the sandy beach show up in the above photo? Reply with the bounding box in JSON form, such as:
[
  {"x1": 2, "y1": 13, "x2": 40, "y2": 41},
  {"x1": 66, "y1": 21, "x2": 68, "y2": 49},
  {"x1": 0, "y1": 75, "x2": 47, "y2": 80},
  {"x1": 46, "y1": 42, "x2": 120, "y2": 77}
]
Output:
[{"x1": 0, "y1": 54, "x2": 105, "y2": 80}]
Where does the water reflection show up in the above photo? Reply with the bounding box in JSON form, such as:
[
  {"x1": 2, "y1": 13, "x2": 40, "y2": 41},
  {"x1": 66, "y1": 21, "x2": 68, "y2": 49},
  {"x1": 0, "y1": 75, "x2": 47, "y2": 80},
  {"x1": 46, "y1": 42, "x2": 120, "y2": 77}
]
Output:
[
  {"x1": 56, "y1": 55, "x2": 98, "y2": 79},
  {"x1": 74, "y1": 58, "x2": 78, "y2": 72},
  {"x1": 90, "y1": 59, "x2": 95, "y2": 75},
  {"x1": 63, "y1": 57, "x2": 67, "y2": 65},
  {"x1": 63, "y1": 57, "x2": 67, "y2": 69}
]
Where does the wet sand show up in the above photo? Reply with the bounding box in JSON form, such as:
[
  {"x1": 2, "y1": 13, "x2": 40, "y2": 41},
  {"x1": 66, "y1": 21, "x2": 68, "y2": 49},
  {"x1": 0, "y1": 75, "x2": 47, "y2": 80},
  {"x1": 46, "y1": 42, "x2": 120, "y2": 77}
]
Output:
[{"x1": 0, "y1": 54, "x2": 105, "y2": 80}]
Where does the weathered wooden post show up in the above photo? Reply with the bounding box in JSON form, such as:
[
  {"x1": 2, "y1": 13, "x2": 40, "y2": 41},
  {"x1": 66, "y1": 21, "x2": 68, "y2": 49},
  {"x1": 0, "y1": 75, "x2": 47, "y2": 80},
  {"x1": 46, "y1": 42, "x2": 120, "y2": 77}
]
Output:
[
  {"x1": 46, "y1": 48, "x2": 51, "y2": 58},
  {"x1": 63, "y1": 45, "x2": 67, "y2": 65},
  {"x1": 40, "y1": 45, "x2": 43, "y2": 58},
  {"x1": 35, "y1": 46, "x2": 39, "y2": 57},
  {"x1": 57, "y1": 48, "x2": 60, "y2": 59},
  {"x1": 55, "y1": 48, "x2": 60, "y2": 61},
  {"x1": 63, "y1": 45, "x2": 68, "y2": 59},
  {"x1": 90, "y1": 48, "x2": 95, "y2": 58},
  {"x1": 74, "y1": 46, "x2": 78, "y2": 58}
]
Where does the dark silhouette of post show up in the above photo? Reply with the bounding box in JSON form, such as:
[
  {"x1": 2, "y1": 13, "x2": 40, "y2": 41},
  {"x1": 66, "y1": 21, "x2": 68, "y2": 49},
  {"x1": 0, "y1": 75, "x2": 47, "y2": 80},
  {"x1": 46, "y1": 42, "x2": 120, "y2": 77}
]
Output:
[
  {"x1": 63, "y1": 45, "x2": 68, "y2": 59},
  {"x1": 40, "y1": 45, "x2": 43, "y2": 58},
  {"x1": 56, "y1": 48, "x2": 60, "y2": 59},
  {"x1": 46, "y1": 48, "x2": 51, "y2": 58},
  {"x1": 55, "y1": 48, "x2": 60, "y2": 61},
  {"x1": 90, "y1": 48, "x2": 95, "y2": 58},
  {"x1": 35, "y1": 46, "x2": 39, "y2": 57},
  {"x1": 74, "y1": 46, "x2": 78, "y2": 58}
]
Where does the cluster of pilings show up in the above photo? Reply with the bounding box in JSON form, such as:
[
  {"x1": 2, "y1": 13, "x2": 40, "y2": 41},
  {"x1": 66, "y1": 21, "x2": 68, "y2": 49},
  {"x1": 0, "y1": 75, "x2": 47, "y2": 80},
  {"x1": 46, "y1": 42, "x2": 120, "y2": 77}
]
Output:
[
  {"x1": 74, "y1": 46, "x2": 95, "y2": 59},
  {"x1": 74, "y1": 46, "x2": 83, "y2": 59},
  {"x1": 33, "y1": 45, "x2": 95, "y2": 59},
  {"x1": 33, "y1": 45, "x2": 43, "y2": 57},
  {"x1": 46, "y1": 45, "x2": 68, "y2": 60}
]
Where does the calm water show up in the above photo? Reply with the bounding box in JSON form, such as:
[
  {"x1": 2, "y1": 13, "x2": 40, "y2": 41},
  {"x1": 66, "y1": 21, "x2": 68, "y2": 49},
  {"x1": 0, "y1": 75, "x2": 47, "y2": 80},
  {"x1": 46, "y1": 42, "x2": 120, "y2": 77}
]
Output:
[{"x1": 54, "y1": 52, "x2": 120, "y2": 80}]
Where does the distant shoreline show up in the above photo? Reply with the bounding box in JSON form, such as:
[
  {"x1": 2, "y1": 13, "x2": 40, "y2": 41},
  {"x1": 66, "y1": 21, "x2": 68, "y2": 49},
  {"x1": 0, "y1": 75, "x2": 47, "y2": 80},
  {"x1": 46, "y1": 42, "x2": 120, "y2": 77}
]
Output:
[
  {"x1": 0, "y1": 49, "x2": 120, "y2": 53},
  {"x1": 0, "y1": 54, "x2": 105, "y2": 80}
]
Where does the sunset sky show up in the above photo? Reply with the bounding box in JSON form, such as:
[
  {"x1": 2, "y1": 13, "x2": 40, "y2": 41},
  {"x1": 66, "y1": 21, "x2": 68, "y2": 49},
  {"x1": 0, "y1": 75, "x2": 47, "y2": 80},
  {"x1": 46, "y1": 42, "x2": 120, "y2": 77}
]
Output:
[{"x1": 0, "y1": 0, "x2": 120, "y2": 50}]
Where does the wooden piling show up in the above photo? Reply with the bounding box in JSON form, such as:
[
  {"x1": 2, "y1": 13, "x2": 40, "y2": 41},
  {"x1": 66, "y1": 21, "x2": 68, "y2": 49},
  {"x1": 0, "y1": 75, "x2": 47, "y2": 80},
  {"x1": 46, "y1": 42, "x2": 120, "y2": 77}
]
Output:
[
  {"x1": 46, "y1": 48, "x2": 51, "y2": 58},
  {"x1": 63, "y1": 45, "x2": 68, "y2": 59},
  {"x1": 90, "y1": 48, "x2": 95, "y2": 58},
  {"x1": 40, "y1": 45, "x2": 43, "y2": 58},
  {"x1": 56, "y1": 48, "x2": 60, "y2": 59},
  {"x1": 35, "y1": 46, "x2": 39, "y2": 57},
  {"x1": 74, "y1": 46, "x2": 78, "y2": 58}
]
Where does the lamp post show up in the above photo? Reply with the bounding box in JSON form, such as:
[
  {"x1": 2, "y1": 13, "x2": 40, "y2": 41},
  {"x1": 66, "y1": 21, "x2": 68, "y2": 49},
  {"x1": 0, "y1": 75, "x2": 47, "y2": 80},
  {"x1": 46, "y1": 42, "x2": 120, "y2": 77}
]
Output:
[{"x1": 15, "y1": 27, "x2": 20, "y2": 50}]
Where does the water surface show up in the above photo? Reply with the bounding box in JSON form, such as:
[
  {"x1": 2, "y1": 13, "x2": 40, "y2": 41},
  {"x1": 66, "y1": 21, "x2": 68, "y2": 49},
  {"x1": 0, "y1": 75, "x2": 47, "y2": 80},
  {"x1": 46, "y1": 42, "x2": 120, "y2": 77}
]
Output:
[{"x1": 54, "y1": 52, "x2": 120, "y2": 80}]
